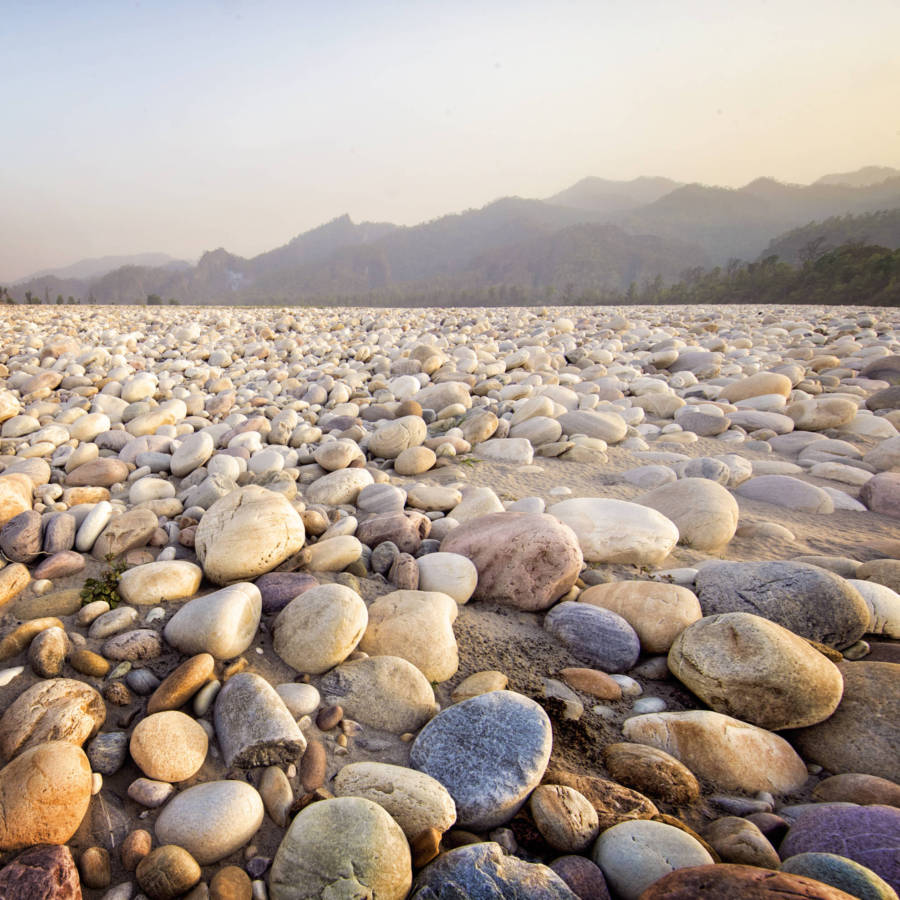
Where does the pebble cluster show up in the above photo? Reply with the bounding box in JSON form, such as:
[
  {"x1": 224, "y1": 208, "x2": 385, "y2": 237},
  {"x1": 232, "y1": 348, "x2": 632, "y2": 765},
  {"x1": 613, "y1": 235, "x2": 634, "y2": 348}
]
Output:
[{"x1": 0, "y1": 303, "x2": 898, "y2": 900}]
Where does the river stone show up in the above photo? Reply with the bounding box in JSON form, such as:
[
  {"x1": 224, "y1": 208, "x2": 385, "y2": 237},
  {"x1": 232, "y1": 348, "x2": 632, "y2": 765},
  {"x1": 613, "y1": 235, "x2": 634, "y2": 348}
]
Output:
[
  {"x1": 592, "y1": 818, "x2": 714, "y2": 900},
  {"x1": 357, "y1": 482, "x2": 408, "y2": 515},
  {"x1": 0, "y1": 845, "x2": 81, "y2": 900},
  {"x1": 0, "y1": 474, "x2": 32, "y2": 527},
  {"x1": 623, "y1": 710, "x2": 809, "y2": 795},
  {"x1": 0, "y1": 510, "x2": 42, "y2": 563},
  {"x1": 254, "y1": 571, "x2": 319, "y2": 613},
  {"x1": 668, "y1": 612, "x2": 845, "y2": 730},
  {"x1": 102, "y1": 628, "x2": 163, "y2": 661},
  {"x1": 638, "y1": 864, "x2": 861, "y2": 898},
  {"x1": 334, "y1": 761, "x2": 457, "y2": 839},
  {"x1": 543, "y1": 768, "x2": 659, "y2": 831},
  {"x1": 0, "y1": 563, "x2": 30, "y2": 611},
  {"x1": 32, "y1": 550, "x2": 85, "y2": 581},
  {"x1": 720, "y1": 372, "x2": 793, "y2": 403},
  {"x1": 163, "y1": 582, "x2": 261, "y2": 659},
  {"x1": 544, "y1": 602, "x2": 641, "y2": 673},
  {"x1": 304, "y1": 467, "x2": 374, "y2": 506},
  {"x1": 787, "y1": 397, "x2": 859, "y2": 431},
  {"x1": 558, "y1": 409, "x2": 627, "y2": 443},
  {"x1": 530, "y1": 784, "x2": 600, "y2": 852},
  {"x1": 440, "y1": 511, "x2": 582, "y2": 611},
  {"x1": 790, "y1": 662, "x2": 899, "y2": 782},
  {"x1": 356, "y1": 511, "x2": 431, "y2": 555},
  {"x1": 118, "y1": 560, "x2": 203, "y2": 605},
  {"x1": 695, "y1": 561, "x2": 869, "y2": 649},
  {"x1": 87, "y1": 731, "x2": 130, "y2": 775},
  {"x1": 155, "y1": 779, "x2": 265, "y2": 865},
  {"x1": 0, "y1": 741, "x2": 93, "y2": 851},
  {"x1": 410, "y1": 690, "x2": 552, "y2": 830},
  {"x1": 91, "y1": 508, "x2": 159, "y2": 558},
  {"x1": 639, "y1": 478, "x2": 739, "y2": 550},
  {"x1": 194, "y1": 485, "x2": 305, "y2": 584},
  {"x1": 269, "y1": 796, "x2": 412, "y2": 900},
  {"x1": 415, "y1": 552, "x2": 478, "y2": 604},
  {"x1": 704, "y1": 816, "x2": 781, "y2": 868},
  {"x1": 129, "y1": 711, "x2": 208, "y2": 782},
  {"x1": 736, "y1": 475, "x2": 835, "y2": 513},
  {"x1": 813, "y1": 773, "x2": 900, "y2": 807},
  {"x1": 579, "y1": 581, "x2": 702, "y2": 653},
  {"x1": 306, "y1": 534, "x2": 363, "y2": 572},
  {"x1": 42, "y1": 512, "x2": 76, "y2": 553},
  {"x1": 136, "y1": 845, "x2": 201, "y2": 899},
  {"x1": 273, "y1": 583, "x2": 367, "y2": 674},
  {"x1": 861, "y1": 473, "x2": 900, "y2": 518},
  {"x1": 781, "y1": 853, "x2": 899, "y2": 900},
  {"x1": 214, "y1": 672, "x2": 306, "y2": 768},
  {"x1": 780, "y1": 805, "x2": 900, "y2": 892},
  {"x1": 360, "y1": 589, "x2": 459, "y2": 682},
  {"x1": 147, "y1": 653, "x2": 215, "y2": 714},
  {"x1": 65, "y1": 458, "x2": 129, "y2": 487},
  {"x1": 0, "y1": 677, "x2": 105, "y2": 763},
  {"x1": 318, "y1": 656, "x2": 437, "y2": 733},
  {"x1": 28, "y1": 625, "x2": 68, "y2": 677},
  {"x1": 411, "y1": 842, "x2": 578, "y2": 899},
  {"x1": 170, "y1": 430, "x2": 215, "y2": 477},
  {"x1": 602, "y1": 743, "x2": 701, "y2": 804},
  {"x1": 549, "y1": 498, "x2": 678, "y2": 566}
]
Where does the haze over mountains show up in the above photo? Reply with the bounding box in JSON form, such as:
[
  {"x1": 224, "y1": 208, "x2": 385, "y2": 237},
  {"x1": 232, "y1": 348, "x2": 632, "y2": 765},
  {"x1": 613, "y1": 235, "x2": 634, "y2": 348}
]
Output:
[{"x1": 8, "y1": 165, "x2": 900, "y2": 306}]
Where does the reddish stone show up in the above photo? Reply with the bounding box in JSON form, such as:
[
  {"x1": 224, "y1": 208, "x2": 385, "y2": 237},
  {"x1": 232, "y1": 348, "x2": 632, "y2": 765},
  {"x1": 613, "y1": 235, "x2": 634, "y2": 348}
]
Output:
[{"x1": 0, "y1": 844, "x2": 82, "y2": 899}]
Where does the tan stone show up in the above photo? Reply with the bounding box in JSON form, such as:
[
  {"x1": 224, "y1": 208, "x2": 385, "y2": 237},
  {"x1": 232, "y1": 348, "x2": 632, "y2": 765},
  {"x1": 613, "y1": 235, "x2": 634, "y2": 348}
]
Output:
[
  {"x1": 0, "y1": 616, "x2": 64, "y2": 662},
  {"x1": 559, "y1": 667, "x2": 623, "y2": 700},
  {"x1": 148, "y1": 654, "x2": 215, "y2": 714},
  {"x1": 0, "y1": 474, "x2": 33, "y2": 527},
  {"x1": 579, "y1": 581, "x2": 702, "y2": 653},
  {"x1": 130, "y1": 711, "x2": 208, "y2": 782},
  {"x1": 0, "y1": 564, "x2": 31, "y2": 612}
]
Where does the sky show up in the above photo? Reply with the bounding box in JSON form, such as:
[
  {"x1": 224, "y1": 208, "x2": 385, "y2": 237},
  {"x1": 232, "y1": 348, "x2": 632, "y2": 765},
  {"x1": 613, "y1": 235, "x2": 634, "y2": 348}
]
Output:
[{"x1": 2, "y1": 0, "x2": 899, "y2": 281}]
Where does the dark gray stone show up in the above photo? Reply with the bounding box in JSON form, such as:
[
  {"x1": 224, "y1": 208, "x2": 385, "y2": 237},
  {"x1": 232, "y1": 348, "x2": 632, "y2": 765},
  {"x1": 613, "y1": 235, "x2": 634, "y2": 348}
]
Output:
[
  {"x1": 411, "y1": 842, "x2": 578, "y2": 899},
  {"x1": 410, "y1": 691, "x2": 552, "y2": 831},
  {"x1": 95, "y1": 430, "x2": 132, "y2": 451},
  {"x1": 682, "y1": 457, "x2": 731, "y2": 483},
  {"x1": 0, "y1": 510, "x2": 43, "y2": 563},
  {"x1": 544, "y1": 602, "x2": 640, "y2": 672},
  {"x1": 125, "y1": 667, "x2": 161, "y2": 695},
  {"x1": 214, "y1": 671, "x2": 306, "y2": 768},
  {"x1": 370, "y1": 541, "x2": 399, "y2": 575},
  {"x1": 87, "y1": 731, "x2": 130, "y2": 775},
  {"x1": 42, "y1": 511, "x2": 77, "y2": 553},
  {"x1": 695, "y1": 561, "x2": 869, "y2": 648}
]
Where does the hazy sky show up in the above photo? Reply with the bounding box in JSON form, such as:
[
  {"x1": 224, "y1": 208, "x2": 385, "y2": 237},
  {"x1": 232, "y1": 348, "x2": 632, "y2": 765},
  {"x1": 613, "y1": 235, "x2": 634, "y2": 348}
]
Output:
[{"x1": 3, "y1": 0, "x2": 898, "y2": 281}]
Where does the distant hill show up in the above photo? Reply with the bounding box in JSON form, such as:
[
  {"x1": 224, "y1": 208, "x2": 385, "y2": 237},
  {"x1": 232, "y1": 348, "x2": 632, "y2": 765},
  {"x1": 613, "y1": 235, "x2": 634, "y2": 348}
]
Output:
[
  {"x1": 7, "y1": 165, "x2": 900, "y2": 306},
  {"x1": 763, "y1": 209, "x2": 900, "y2": 265},
  {"x1": 545, "y1": 176, "x2": 683, "y2": 214},
  {"x1": 612, "y1": 176, "x2": 900, "y2": 263},
  {"x1": 815, "y1": 165, "x2": 900, "y2": 187},
  {"x1": 15, "y1": 252, "x2": 190, "y2": 284}
]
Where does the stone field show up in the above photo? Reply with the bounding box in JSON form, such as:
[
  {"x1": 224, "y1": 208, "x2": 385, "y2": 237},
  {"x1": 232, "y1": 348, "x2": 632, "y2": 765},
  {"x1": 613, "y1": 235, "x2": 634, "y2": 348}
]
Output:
[{"x1": 0, "y1": 303, "x2": 898, "y2": 899}]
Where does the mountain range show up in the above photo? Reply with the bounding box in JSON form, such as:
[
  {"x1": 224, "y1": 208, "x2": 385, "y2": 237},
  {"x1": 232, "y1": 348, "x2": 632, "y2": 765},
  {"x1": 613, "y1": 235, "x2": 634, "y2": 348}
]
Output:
[{"x1": 8, "y1": 165, "x2": 900, "y2": 305}]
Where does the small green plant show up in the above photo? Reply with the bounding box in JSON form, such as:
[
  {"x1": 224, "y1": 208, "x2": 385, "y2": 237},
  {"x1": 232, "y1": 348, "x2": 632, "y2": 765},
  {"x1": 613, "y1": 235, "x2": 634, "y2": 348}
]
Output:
[
  {"x1": 457, "y1": 456, "x2": 480, "y2": 468},
  {"x1": 80, "y1": 556, "x2": 126, "y2": 608}
]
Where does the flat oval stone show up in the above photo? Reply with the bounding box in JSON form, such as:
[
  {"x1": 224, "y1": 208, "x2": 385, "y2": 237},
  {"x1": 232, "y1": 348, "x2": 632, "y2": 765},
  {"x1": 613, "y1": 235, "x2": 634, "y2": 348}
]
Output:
[
  {"x1": 592, "y1": 819, "x2": 714, "y2": 900},
  {"x1": 781, "y1": 852, "x2": 898, "y2": 900},
  {"x1": 147, "y1": 653, "x2": 215, "y2": 714},
  {"x1": 545, "y1": 602, "x2": 641, "y2": 672},
  {"x1": 117, "y1": 560, "x2": 203, "y2": 605},
  {"x1": 155, "y1": 779, "x2": 265, "y2": 865},
  {"x1": 163, "y1": 582, "x2": 261, "y2": 659},
  {"x1": 410, "y1": 690, "x2": 552, "y2": 830},
  {"x1": 102, "y1": 629, "x2": 163, "y2": 661}
]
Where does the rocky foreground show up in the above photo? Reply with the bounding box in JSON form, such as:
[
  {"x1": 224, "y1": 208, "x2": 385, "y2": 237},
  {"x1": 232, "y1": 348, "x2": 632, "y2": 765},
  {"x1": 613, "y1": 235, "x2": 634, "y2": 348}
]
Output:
[{"x1": 0, "y1": 303, "x2": 898, "y2": 900}]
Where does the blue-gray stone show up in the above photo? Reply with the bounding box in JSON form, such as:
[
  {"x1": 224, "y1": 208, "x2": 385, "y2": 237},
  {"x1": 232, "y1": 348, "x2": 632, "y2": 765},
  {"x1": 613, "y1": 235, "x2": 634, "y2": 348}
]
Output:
[
  {"x1": 410, "y1": 691, "x2": 552, "y2": 831},
  {"x1": 87, "y1": 731, "x2": 129, "y2": 775},
  {"x1": 781, "y1": 852, "x2": 898, "y2": 900},
  {"x1": 544, "y1": 602, "x2": 640, "y2": 672},
  {"x1": 411, "y1": 842, "x2": 578, "y2": 899},
  {"x1": 695, "y1": 561, "x2": 869, "y2": 648}
]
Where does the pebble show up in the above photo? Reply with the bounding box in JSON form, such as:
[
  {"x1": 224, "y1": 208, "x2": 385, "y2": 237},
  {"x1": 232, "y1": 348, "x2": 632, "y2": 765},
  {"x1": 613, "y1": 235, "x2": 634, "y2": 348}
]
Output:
[
  {"x1": 129, "y1": 710, "x2": 208, "y2": 782},
  {"x1": 136, "y1": 845, "x2": 202, "y2": 900}
]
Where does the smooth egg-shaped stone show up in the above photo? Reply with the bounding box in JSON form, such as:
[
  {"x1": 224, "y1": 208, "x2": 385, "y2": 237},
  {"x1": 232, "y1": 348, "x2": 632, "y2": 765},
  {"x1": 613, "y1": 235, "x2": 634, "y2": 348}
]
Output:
[
  {"x1": 117, "y1": 560, "x2": 203, "y2": 605},
  {"x1": 154, "y1": 779, "x2": 264, "y2": 865},
  {"x1": 163, "y1": 582, "x2": 261, "y2": 659},
  {"x1": 416, "y1": 552, "x2": 478, "y2": 605}
]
